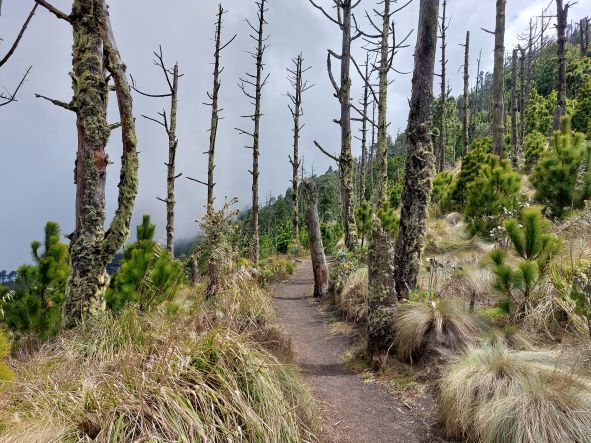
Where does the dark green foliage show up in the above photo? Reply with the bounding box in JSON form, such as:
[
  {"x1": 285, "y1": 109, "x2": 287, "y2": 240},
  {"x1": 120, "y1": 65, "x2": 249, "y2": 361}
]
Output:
[
  {"x1": 441, "y1": 137, "x2": 492, "y2": 212},
  {"x1": 488, "y1": 208, "x2": 560, "y2": 315},
  {"x1": 531, "y1": 117, "x2": 591, "y2": 216},
  {"x1": 573, "y1": 77, "x2": 591, "y2": 135},
  {"x1": 523, "y1": 131, "x2": 547, "y2": 173},
  {"x1": 355, "y1": 201, "x2": 372, "y2": 247},
  {"x1": 464, "y1": 156, "x2": 522, "y2": 236},
  {"x1": 376, "y1": 202, "x2": 399, "y2": 236},
  {"x1": 320, "y1": 222, "x2": 342, "y2": 255},
  {"x1": 431, "y1": 171, "x2": 454, "y2": 206},
  {"x1": 524, "y1": 90, "x2": 556, "y2": 137},
  {"x1": 388, "y1": 181, "x2": 402, "y2": 210},
  {"x1": 0, "y1": 222, "x2": 68, "y2": 339},
  {"x1": 106, "y1": 215, "x2": 184, "y2": 311},
  {"x1": 566, "y1": 55, "x2": 591, "y2": 99}
]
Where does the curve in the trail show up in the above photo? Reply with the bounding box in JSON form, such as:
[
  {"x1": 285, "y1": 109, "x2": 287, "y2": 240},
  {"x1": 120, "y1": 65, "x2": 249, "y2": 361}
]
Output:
[{"x1": 274, "y1": 259, "x2": 439, "y2": 443}]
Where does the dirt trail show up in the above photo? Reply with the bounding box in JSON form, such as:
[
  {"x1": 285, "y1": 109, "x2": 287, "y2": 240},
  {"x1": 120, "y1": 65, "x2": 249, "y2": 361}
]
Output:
[{"x1": 274, "y1": 259, "x2": 438, "y2": 443}]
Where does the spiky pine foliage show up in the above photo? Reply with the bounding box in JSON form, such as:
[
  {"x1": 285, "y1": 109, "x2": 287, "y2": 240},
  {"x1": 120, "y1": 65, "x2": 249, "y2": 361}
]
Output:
[
  {"x1": 523, "y1": 130, "x2": 547, "y2": 173},
  {"x1": 531, "y1": 117, "x2": 591, "y2": 217},
  {"x1": 355, "y1": 201, "x2": 372, "y2": 247},
  {"x1": 524, "y1": 89, "x2": 556, "y2": 137},
  {"x1": 0, "y1": 222, "x2": 68, "y2": 339},
  {"x1": 431, "y1": 171, "x2": 454, "y2": 206},
  {"x1": 573, "y1": 77, "x2": 591, "y2": 135},
  {"x1": 106, "y1": 215, "x2": 184, "y2": 311},
  {"x1": 0, "y1": 329, "x2": 14, "y2": 382},
  {"x1": 376, "y1": 201, "x2": 399, "y2": 236},
  {"x1": 441, "y1": 137, "x2": 492, "y2": 212},
  {"x1": 393, "y1": 298, "x2": 482, "y2": 363},
  {"x1": 464, "y1": 156, "x2": 522, "y2": 236},
  {"x1": 489, "y1": 208, "x2": 561, "y2": 317},
  {"x1": 439, "y1": 342, "x2": 591, "y2": 442}
]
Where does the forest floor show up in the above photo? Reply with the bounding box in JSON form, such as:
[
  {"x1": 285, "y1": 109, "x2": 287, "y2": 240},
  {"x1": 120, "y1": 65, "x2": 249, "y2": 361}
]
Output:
[{"x1": 273, "y1": 259, "x2": 443, "y2": 443}]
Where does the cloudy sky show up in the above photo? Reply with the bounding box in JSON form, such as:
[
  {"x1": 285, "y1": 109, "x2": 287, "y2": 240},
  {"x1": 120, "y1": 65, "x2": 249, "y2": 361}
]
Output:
[{"x1": 0, "y1": 0, "x2": 589, "y2": 270}]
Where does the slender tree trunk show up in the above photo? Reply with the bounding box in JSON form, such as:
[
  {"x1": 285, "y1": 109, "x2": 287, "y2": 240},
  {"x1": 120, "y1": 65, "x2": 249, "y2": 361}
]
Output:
[
  {"x1": 36, "y1": 0, "x2": 139, "y2": 326},
  {"x1": 462, "y1": 30, "x2": 470, "y2": 157},
  {"x1": 580, "y1": 18, "x2": 587, "y2": 57},
  {"x1": 165, "y1": 64, "x2": 179, "y2": 256},
  {"x1": 303, "y1": 179, "x2": 329, "y2": 298},
  {"x1": 554, "y1": 0, "x2": 569, "y2": 130},
  {"x1": 471, "y1": 50, "x2": 481, "y2": 142},
  {"x1": 394, "y1": 0, "x2": 439, "y2": 299},
  {"x1": 358, "y1": 53, "x2": 370, "y2": 203},
  {"x1": 510, "y1": 49, "x2": 518, "y2": 168},
  {"x1": 526, "y1": 19, "x2": 533, "y2": 104},
  {"x1": 519, "y1": 46, "x2": 525, "y2": 146},
  {"x1": 238, "y1": 0, "x2": 269, "y2": 264},
  {"x1": 492, "y1": 0, "x2": 506, "y2": 157},
  {"x1": 437, "y1": 0, "x2": 448, "y2": 172}
]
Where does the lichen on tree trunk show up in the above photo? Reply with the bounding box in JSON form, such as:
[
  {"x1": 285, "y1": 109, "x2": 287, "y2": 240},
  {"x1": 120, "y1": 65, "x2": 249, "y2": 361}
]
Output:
[
  {"x1": 394, "y1": 0, "x2": 439, "y2": 300},
  {"x1": 492, "y1": 0, "x2": 506, "y2": 157},
  {"x1": 554, "y1": 0, "x2": 569, "y2": 130}
]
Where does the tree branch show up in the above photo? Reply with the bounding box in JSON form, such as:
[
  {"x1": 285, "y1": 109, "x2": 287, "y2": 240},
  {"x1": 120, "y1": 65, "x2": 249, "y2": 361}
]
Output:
[{"x1": 34, "y1": 0, "x2": 71, "y2": 22}]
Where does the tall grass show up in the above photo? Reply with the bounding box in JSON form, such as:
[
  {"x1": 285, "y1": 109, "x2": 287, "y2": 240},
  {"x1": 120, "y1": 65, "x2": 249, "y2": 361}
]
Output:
[
  {"x1": 0, "y1": 308, "x2": 316, "y2": 442},
  {"x1": 440, "y1": 342, "x2": 591, "y2": 442},
  {"x1": 335, "y1": 267, "x2": 368, "y2": 322}
]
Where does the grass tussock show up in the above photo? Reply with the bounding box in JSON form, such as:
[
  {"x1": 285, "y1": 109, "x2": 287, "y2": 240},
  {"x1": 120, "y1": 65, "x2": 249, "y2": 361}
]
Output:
[
  {"x1": 393, "y1": 299, "x2": 483, "y2": 363},
  {"x1": 0, "y1": 308, "x2": 316, "y2": 443},
  {"x1": 335, "y1": 267, "x2": 368, "y2": 322},
  {"x1": 440, "y1": 342, "x2": 591, "y2": 442}
]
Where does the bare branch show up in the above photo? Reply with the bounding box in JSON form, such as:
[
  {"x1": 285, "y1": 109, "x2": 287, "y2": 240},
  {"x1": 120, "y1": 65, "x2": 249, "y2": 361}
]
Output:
[
  {"x1": 0, "y1": 4, "x2": 39, "y2": 67},
  {"x1": 34, "y1": 0, "x2": 70, "y2": 22}
]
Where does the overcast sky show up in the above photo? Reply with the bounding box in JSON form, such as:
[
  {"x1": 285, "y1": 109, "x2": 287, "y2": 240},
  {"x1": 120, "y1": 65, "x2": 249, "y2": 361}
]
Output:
[{"x1": 0, "y1": 0, "x2": 589, "y2": 270}]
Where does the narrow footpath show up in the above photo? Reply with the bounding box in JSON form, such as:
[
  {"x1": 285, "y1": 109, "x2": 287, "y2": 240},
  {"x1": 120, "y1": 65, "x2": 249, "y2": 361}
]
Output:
[{"x1": 274, "y1": 259, "x2": 439, "y2": 443}]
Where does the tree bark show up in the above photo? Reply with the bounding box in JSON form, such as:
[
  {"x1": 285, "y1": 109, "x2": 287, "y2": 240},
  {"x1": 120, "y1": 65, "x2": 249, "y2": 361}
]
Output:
[
  {"x1": 511, "y1": 48, "x2": 518, "y2": 167},
  {"x1": 437, "y1": 0, "x2": 448, "y2": 172},
  {"x1": 462, "y1": 30, "x2": 470, "y2": 157},
  {"x1": 36, "y1": 0, "x2": 139, "y2": 326},
  {"x1": 554, "y1": 0, "x2": 569, "y2": 130},
  {"x1": 492, "y1": 0, "x2": 506, "y2": 157},
  {"x1": 358, "y1": 53, "x2": 370, "y2": 203},
  {"x1": 519, "y1": 46, "x2": 525, "y2": 147},
  {"x1": 394, "y1": 0, "x2": 439, "y2": 300},
  {"x1": 303, "y1": 179, "x2": 329, "y2": 298},
  {"x1": 165, "y1": 64, "x2": 179, "y2": 257}
]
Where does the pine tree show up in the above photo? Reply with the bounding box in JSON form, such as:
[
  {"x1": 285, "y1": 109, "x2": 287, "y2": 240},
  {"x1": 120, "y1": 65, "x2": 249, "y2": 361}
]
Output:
[
  {"x1": 355, "y1": 201, "x2": 372, "y2": 247},
  {"x1": 523, "y1": 130, "x2": 547, "y2": 173},
  {"x1": 106, "y1": 215, "x2": 183, "y2": 311},
  {"x1": 464, "y1": 156, "x2": 522, "y2": 235},
  {"x1": 531, "y1": 117, "x2": 591, "y2": 216},
  {"x1": 489, "y1": 207, "x2": 560, "y2": 316},
  {"x1": 573, "y1": 77, "x2": 591, "y2": 135}
]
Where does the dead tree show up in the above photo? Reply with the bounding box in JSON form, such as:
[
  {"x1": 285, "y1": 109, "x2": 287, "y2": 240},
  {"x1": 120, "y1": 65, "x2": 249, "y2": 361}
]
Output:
[
  {"x1": 394, "y1": 0, "x2": 439, "y2": 300},
  {"x1": 461, "y1": 30, "x2": 470, "y2": 156},
  {"x1": 485, "y1": 0, "x2": 506, "y2": 157},
  {"x1": 519, "y1": 45, "x2": 525, "y2": 146},
  {"x1": 287, "y1": 53, "x2": 313, "y2": 241},
  {"x1": 554, "y1": 0, "x2": 571, "y2": 130},
  {"x1": 470, "y1": 48, "x2": 482, "y2": 141},
  {"x1": 436, "y1": 0, "x2": 449, "y2": 172},
  {"x1": 309, "y1": 0, "x2": 362, "y2": 251},
  {"x1": 35, "y1": 0, "x2": 138, "y2": 326},
  {"x1": 510, "y1": 48, "x2": 518, "y2": 167},
  {"x1": 303, "y1": 179, "x2": 329, "y2": 298},
  {"x1": 237, "y1": 0, "x2": 270, "y2": 264},
  {"x1": 130, "y1": 48, "x2": 181, "y2": 257},
  {"x1": 189, "y1": 5, "x2": 236, "y2": 215},
  {"x1": 0, "y1": 3, "x2": 37, "y2": 106},
  {"x1": 580, "y1": 17, "x2": 589, "y2": 57},
  {"x1": 354, "y1": 52, "x2": 372, "y2": 203}
]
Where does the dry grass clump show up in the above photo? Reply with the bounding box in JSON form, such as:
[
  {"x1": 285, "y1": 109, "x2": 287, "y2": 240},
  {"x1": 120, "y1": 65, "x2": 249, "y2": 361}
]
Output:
[
  {"x1": 0, "y1": 308, "x2": 316, "y2": 442},
  {"x1": 335, "y1": 267, "x2": 368, "y2": 322},
  {"x1": 393, "y1": 299, "x2": 483, "y2": 363},
  {"x1": 440, "y1": 342, "x2": 591, "y2": 442}
]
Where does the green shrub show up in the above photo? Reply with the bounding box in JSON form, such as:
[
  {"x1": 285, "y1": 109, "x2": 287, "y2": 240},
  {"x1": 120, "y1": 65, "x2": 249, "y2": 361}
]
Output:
[
  {"x1": 432, "y1": 171, "x2": 454, "y2": 206},
  {"x1": 464, "y1": 156, "x2": 522, "y2": 236},
  {"x1": 106, "y1": 215, "x2": 184, "y2": 311},
  {"x1": 0, "y1": 330, "x2": 13, "y2": 382},
  {"x1": 525, "y1": 89, "x2": 556, "y2": 136},
  {"x1": 320, "y1": 222, "x2": 342, "y2": 255},
  {"x1": 573, "y1": 77, "x2": 591, "y2": 135},
  {"x1": 487, "y1": 208, "x2": 561, "y2": 317},
  {"x1": 523, "y1": 130, "x2": 547, "y2": 173},
  {"x1": 0, "y1": 222, "x2": 68, "y2": 339},
  {"x1": 258, "y1": 255, "x2": 295, "y2": 284},
  {"x1": 441, "y1": 137, "x2": 492, "y2": 212},
  {"x1": 355, "y1": 201, "x2": 372, "y2": 247},
  {"x1": 531, "y1": 117, "x2": 591, "y2": 216}
]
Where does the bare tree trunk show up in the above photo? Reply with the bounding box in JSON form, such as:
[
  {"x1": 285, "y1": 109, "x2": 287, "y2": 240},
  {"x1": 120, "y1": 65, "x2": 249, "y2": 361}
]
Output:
[
  {"x1": 36, "y1": 0, "x2": 139, "y2": 326},
  {"x1": 554, "y1": 0, "x2": 570, "y2": 130},
  {"x1": 309, "y1": 0, "x2": 359, "y2": 251},
  {"x1": 580, "y1": 18, "x2": 588, "y2": 57},
  {"x1": 130, "y1": 48, "x2": 180, "y2": 257},
  {"x1": 437, "y1": 0, "x2": 448, "y2": 172},
  {"x1": 394, "y1": 0, "x2": 439, "y2": 299},
  {"x1": 492, "y1": 0, "x2": 506, "y2": 157},
  {"x1": 510, "y1": 48, "x2": 518, "y2": 167},
  {"x1": 288, "y1": 54, "x2": 312, "y2": 241},
  {"x1": 470, "y1": 49, "x2": 481, "y2": 142},
  {"x1": 526, "y1": 19, "x2": 533, "y2": 104},
  {"x1": 462, "y1": 30, "x2": 470, "y2": 157},
  {"x1": 303, "y1": 179, "x2": 329, "y2": 298},
  {"x1": 519, "y1": 46, "x2": 525, "y2": 146},
  {"x1": 357, "y1": 53, "x2": 371, "y2": 203},
  {"x1": 238, "y1": 0, "x2": 269, "y2": 264}
]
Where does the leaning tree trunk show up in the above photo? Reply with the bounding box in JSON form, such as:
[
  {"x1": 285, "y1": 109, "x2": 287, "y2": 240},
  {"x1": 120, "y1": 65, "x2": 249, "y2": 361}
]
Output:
[
  {"x1": 492, "y1": 0, "x2": 506, "y2": 157},
  {"x1": 303, "y1": 179, "x2": 329, "y2": 298},
  {"x1": 394, "y1": 0, "x2": 439, "y2": 300},
  {"x1": 554, "y1": 0, "x2": 569, "y2": 130},
  {"x1": 35, "y1": 0, "x2": 139, "y2": 326},
  {"x1": 462, "y1": 30, "x2": 470, "y2": 157},
  {"x1": 510, "y1": 48, "x2": 518, "y2": 167}
]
